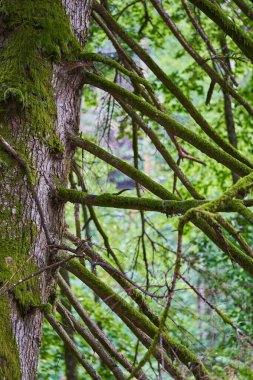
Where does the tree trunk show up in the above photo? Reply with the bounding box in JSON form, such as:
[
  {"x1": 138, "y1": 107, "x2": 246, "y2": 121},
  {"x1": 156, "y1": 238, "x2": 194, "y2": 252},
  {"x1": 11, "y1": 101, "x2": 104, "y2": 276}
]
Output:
[{"x1": 0, "y1": 1, "x2": 92, "y2": 378}]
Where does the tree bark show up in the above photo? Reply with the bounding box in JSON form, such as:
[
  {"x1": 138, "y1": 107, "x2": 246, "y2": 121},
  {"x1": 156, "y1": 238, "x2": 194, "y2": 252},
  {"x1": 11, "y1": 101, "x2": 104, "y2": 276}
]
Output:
[{"x1": 0, "y1": 1, "x2": 92, "y2": 378}]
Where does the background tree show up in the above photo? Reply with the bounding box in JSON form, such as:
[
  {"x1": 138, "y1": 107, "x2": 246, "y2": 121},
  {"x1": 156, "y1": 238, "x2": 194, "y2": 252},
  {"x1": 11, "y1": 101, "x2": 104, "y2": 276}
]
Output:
[{"x1": 1, "y1": 0, "x2": 253, "y2": 379}]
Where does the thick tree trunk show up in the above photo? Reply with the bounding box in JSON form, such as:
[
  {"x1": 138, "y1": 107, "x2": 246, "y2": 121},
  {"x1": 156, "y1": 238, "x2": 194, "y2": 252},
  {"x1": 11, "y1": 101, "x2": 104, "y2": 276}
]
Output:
[{"x1": 0, "y1": 1, "x2": 92, "y2": 379}]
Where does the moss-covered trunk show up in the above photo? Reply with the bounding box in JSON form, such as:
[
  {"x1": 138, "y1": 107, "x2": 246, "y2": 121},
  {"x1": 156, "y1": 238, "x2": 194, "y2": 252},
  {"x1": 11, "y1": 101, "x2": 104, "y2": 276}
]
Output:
[{"x1": 0, "y1": 1, "x2": 91, "y2": 378}]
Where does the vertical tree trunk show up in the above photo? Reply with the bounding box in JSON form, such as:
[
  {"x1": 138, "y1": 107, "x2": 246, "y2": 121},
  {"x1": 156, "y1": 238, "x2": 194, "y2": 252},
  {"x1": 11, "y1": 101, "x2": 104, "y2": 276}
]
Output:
[{"x1": 0, "y1": 1, "x2": 92, "y2": 378}]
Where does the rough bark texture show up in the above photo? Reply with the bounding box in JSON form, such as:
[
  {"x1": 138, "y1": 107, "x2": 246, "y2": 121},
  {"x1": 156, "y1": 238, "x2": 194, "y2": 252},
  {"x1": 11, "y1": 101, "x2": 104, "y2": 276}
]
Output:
[{"x1": 0, "y1": 1, "x2": 92, "y2": 379}]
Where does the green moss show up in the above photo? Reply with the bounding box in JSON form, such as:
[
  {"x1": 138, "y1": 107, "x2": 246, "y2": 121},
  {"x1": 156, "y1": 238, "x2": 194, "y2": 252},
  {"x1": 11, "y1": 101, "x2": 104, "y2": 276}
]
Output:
[
  {"x1": 3, "y1": 87, "x2": 27, "y2": 106},
  {"x1": 83, "y1": 71, "x2": 251, "y2": 177},
  {"x1": 34, "y1": 303, "x2": 52, "y2": 314},
  {"x1": 0, "y1": 295, "x2": 21, "y2": 380},
  {"x1": 0, "y1": 149, "x2": 42, "y2": 372},
  {"x1": 0, "y1": 0, "x2": 82, "y2": 152},
  {"x1": 66, "y1": 257, "x2": 211, "y2": 379},
  {"x1": 71, "y1": 135, "x2": 179, "y2": 200},
  {"x1": 0, "y1": 205, "x2": 40, "y2": 379},
  {"x1": 80, "y1": 52, "x2": 153, "y2": 90},
  {"x1": 189, "y1": 0, "x2": 253, "y2": 61},
  {"x1": 0, "y1": 207, "x2": 40, "y2": 310}
]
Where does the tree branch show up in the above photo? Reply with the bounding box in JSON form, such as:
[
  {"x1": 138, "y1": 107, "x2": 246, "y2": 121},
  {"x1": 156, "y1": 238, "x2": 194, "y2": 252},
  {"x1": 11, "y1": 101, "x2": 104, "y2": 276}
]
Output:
[
  {"x1": 92, "y1": 0, "x2": 253, "y2": 166},
  {"x1": 58, "y1": 274, "x2": 148, "y2": 379},
  {"x1": 56, "y1": 301, "x2": 128, "y2": 380},
  {"x1": 45, "y1": 311, "x2": 102, "y2": 380},
  {"x1": 188, "y1": 0, "x2": 253, "y2": 60},
  {"x1": 69, "y1": 134, "x2": 179, "y2": 200},
  {"x1": 63, "y1": 255, "x2": 212, "y2": 379},
  {"x1": 82, "y1": 71, "x2": 252, "y2": 176}
]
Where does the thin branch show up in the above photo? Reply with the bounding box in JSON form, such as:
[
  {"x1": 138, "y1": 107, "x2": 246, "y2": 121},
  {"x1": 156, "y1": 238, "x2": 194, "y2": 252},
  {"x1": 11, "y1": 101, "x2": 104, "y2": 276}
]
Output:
[
  {"x1": 188, "y1": 0, "x2": 253, "y2": 60},
  {"x1": 132, "y1": 121, "x2": 150, "y2": 288},
  {"x1": 58, "y1": 274, "x2": 148, "y2": 380},
  {"x1": 45, "y1": 311, "x2": 102, "y2": 380},
  {"x1": 2, "y1": 253, "x2": 85, "y2": 294},
  {"x1": 180, "y1": 274, "x2": 253, "y2": 347},
  {"x1": 92, "y1": 1, "x2": 253, "y2": 167},
  {"x1": 72, "y1": 160, "x2": 124, "y2": 272},
  {"x1": 128, "y1": 220, "x2": 183, "y2": 379},
  {"x1": 56, "y1": 301, "x2": 128, "y2": 380}
]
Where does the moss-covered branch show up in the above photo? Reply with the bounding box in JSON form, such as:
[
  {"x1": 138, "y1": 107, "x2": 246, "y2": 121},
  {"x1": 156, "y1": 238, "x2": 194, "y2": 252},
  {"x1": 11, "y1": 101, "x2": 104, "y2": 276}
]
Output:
[
  {"x1": 64, "y1": 256, "x2": 212, "y2": 379},
  {"x1": 58, "y1": 274, "x2": 148, "y2": 379},
  {"x1": 118, "y1": 99, "x2": 204, "y2": 199},
  {"x1": 203, "y1": 171, "x2": 253, "y2": 213},
  {"x1": 150, "y1": 0, "x2": 253, "y2": 118},
  {"x1": 79, "y1": 52, "x2": 152, "y2": 90},
  {"x1": 69, "y1": 134, "x2": 179, "y2": 200},
  {"x1": 57, "y1": 187, "x2": 206, "y2": 213},
  {"x1": 45, "y1": 310, "x2": 102, "y2": 380},
  {"x1": 56, "y1": 302, "x2": 127, "y2": 380},
  {"x1": 59, "y1": 249, "x2": 185, "y2": 379},
  {"x1": 233, "y1": 0, "x2": 253, "y2": 21},
  {"x1": 195, "y1": 216, "x2": 253, "y2": 276},
  {"x1": 92, "y1": 0, "x2": 253, "y2": 167},
  {"x1": 188, "y1": 0, "x2": 253, "y2": 61},
  {"x1": 82, "y1": 72, "x2": 252, "y2": 176},
  {"x1": 58, "y1": 187, "x2": 253, "y2": 216}
]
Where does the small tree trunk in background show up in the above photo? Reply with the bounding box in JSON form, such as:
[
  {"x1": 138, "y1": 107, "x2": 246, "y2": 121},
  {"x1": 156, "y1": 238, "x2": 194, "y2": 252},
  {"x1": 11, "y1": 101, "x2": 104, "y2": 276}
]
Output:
[{"x1": 0, "y1": 1, "x2": 92, "y2": 378}]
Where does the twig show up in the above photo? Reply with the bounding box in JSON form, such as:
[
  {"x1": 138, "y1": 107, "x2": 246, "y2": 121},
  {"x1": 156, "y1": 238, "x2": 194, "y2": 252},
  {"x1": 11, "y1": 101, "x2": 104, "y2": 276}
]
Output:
[
  {"x1": 180, "y1": 274, "x2": 253, "y2": 347},
  {"x1": 45, "y1": 311, "x2": 102, "y2": 380},
  {"x1": 3, "y1": 253, "x2": 86, "y2": 294}
]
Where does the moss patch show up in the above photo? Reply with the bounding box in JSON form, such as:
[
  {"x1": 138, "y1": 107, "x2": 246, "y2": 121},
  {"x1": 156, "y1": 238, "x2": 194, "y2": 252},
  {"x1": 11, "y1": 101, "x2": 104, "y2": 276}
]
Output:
[
  {"x1": 0, "y1": 295, "x2": 21, "y2": 380},
  {"x1": 0, "y1": 0, "x2": 82, "y2": 152},
  {"x1": 0, "y1": 205, "x2": 40, "y2": 310},
  {"x1": 0, "y1": 204, "x2": 40, "y2": 379}
]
